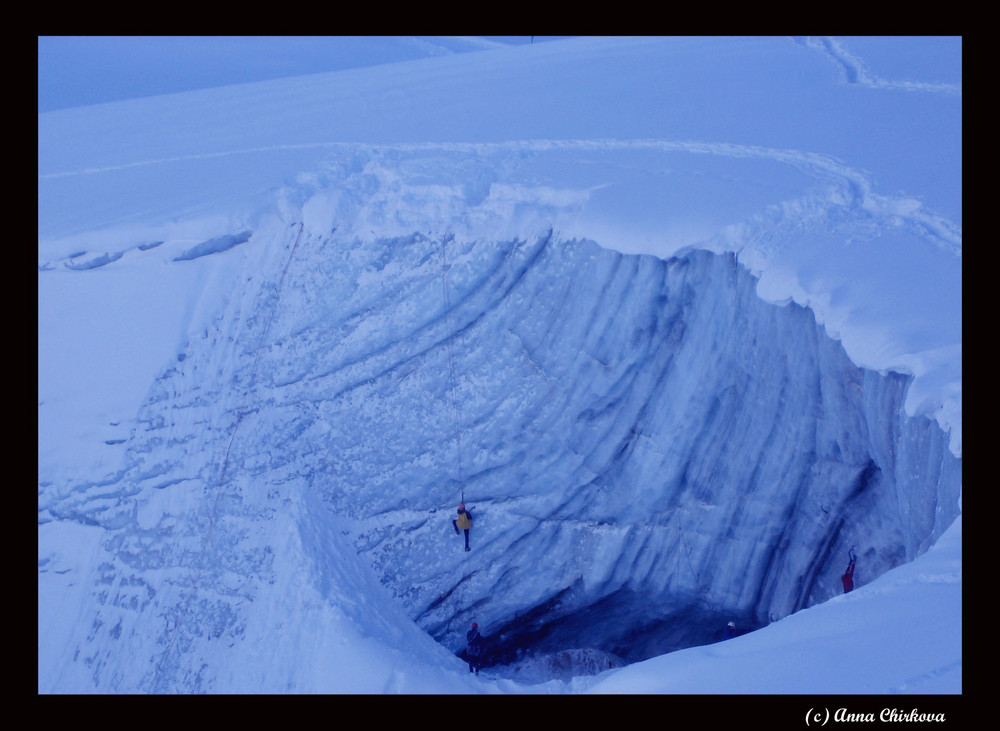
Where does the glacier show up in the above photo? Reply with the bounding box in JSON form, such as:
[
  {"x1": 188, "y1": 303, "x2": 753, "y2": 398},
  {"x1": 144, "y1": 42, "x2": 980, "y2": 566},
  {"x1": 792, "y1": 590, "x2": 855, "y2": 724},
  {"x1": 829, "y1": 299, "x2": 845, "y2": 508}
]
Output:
[
  {"x1": 39, "y1": 206, "x2": 960, "y2": 686},
  {"x1": 38, "y1": 36, "x2": 961, "y2": 694}
]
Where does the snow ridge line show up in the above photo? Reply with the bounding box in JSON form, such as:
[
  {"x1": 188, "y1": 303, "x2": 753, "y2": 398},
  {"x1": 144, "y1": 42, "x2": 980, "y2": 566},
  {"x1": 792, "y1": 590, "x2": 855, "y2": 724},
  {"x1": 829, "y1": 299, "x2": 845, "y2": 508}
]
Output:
[
  {"x1": 39, "y1": 137, "x2": 961, "y2": 257},
  {"x1": 216, "y1": 222, "x2": 304, "y2": 487},
  {"x1": 149, "y1": 221, "x2": 304, "y2": 693}
]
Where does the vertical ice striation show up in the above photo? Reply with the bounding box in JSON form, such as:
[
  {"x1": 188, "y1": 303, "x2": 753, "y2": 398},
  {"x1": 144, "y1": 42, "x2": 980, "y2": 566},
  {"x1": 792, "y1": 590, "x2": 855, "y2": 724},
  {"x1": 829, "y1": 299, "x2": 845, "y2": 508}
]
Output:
[
  {"x1": 42, "y1": 221, "x2": 959, "y2": 688},
  {"x1": 238, "y1": 226, "x2": 960, "y2": 664}
]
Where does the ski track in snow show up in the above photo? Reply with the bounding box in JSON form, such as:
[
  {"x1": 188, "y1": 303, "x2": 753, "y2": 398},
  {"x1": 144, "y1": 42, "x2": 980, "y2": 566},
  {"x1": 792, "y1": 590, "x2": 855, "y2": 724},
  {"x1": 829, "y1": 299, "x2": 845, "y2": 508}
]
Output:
[
  {"x1": 795, "y1": 36, "x2": 962, "y2": 96},
  {"x1": 38, "y1": 137, "x2": 961, "y2": 258}
]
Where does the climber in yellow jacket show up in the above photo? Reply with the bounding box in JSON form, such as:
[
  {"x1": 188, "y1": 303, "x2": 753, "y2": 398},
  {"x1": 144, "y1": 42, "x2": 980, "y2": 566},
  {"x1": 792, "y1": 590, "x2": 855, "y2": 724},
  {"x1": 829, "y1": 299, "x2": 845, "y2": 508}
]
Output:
[{"x1": 452, "y1": 503, "x2": 473, "y2": 551}]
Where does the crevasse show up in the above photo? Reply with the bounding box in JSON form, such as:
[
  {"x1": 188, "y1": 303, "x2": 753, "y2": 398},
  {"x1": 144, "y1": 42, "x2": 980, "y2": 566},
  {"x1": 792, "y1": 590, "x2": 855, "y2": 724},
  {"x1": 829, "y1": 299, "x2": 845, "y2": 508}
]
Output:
[
  {"x1": 45, "y1": 223, "x2": 959, "y2": 686},
  {"x1": 248, "y1": 227, "x2": 959, "y2": 666}
]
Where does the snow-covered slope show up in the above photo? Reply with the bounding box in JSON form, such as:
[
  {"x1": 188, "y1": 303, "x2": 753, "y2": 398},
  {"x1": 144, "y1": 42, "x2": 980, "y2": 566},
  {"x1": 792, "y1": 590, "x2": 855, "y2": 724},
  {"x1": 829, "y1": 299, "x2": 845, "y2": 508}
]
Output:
[{"x1": 38, "y1": 36, "x2": 961, "y2": 694}]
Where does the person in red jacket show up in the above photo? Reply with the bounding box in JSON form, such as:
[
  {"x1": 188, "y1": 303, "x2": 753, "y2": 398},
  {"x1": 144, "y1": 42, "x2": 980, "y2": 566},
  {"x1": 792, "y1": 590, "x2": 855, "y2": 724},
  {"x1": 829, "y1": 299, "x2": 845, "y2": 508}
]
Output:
[
  {"x1": 466, "y1": 622, "x2": 485, "y2": 675},
  {"x1": 841, "y1": 547, "x2": 857, "y2": 593}
]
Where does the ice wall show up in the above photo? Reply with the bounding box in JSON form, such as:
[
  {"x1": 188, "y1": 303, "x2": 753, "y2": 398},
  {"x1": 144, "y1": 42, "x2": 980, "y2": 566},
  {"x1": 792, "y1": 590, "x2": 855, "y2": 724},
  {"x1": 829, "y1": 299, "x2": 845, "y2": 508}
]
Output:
[
  {"x1": 38, "y1": 210, "x2": 960, "y2": 687},
  {"x1": 229, "y1": 221, "x2": 960, "y2": 664}
]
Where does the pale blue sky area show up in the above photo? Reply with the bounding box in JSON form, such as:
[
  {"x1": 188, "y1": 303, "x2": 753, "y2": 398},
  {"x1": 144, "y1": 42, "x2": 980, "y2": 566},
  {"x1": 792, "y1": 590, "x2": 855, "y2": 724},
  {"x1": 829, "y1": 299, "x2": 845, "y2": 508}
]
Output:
[{"x1": 37, "y1": 36, "x2": 552, "y2": 113}]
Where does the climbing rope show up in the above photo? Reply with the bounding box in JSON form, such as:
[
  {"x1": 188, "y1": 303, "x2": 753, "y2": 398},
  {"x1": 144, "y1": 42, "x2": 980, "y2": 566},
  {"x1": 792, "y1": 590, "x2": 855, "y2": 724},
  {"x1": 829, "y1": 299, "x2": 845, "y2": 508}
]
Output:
[
  {"x1": 438, "y1": 237, "x2": 481, "y2": 640},
  {"x1": 438, "y1": 236, "x2": 466, "y2": 507},
  {"x1": 151, "y1": 221, "x2": 305, "y2": 691}
]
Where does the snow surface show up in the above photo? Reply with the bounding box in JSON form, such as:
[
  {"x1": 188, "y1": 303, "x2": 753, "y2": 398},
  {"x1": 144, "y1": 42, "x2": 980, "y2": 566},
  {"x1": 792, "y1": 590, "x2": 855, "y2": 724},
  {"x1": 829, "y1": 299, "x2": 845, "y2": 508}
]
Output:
[{"x1": 38, "y1": 36, "x2": 960, "y2": 698}]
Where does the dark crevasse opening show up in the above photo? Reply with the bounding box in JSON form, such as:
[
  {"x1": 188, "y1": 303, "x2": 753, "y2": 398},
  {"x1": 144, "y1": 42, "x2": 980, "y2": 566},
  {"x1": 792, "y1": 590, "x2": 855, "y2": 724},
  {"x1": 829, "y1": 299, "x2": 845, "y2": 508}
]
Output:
[
  {"x1": 240, "y1": 230, "x2": 959, "y2": 683},
  {"x1": 453, "y1": 585, "x2": 762, "y2": 676}
]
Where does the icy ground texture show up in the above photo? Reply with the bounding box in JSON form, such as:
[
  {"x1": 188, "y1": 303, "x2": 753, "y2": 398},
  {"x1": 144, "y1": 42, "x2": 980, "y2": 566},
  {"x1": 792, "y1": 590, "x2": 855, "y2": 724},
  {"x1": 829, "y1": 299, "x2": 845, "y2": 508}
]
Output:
[{"x1": 40, "y1": 195, "x2": 959, "y2": 687}]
